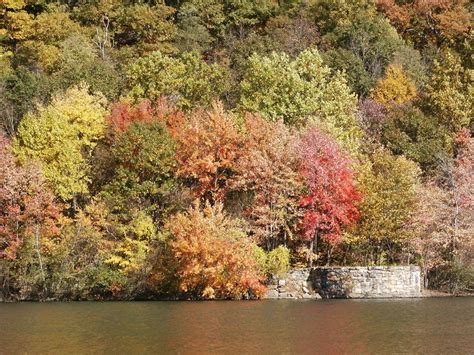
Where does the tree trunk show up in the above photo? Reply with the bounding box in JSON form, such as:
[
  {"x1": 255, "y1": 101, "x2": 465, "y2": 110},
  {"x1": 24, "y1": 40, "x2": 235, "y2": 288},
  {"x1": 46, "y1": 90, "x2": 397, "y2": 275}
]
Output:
[{"x1": 35, "y1": 225, "x2": 45, "y2": 284}]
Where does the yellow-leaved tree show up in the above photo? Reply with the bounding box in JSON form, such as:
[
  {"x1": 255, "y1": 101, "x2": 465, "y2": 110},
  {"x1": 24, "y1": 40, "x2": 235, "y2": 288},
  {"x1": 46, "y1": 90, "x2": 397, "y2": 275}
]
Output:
[
  {"x1": 371, "y1": 64, "x2": 417, "y2": 107},
  {"x1": 346, "y1": 148, "x2": 420, "y2": 265},
  {"x1": 13, "y1": 84, "x2": 107, "y2": 201},
  {"x1": 424, "y1": 50, "x2": 473, "y2": 135}
]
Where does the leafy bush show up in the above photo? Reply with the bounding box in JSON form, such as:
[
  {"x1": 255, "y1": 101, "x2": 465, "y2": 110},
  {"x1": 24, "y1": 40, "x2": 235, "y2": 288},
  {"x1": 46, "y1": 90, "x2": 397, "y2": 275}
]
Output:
[
  {"x1": 428, "y1": 264, "x2": 474, "y2": 295},
  {"x1": 266, "y1": 246, "x2": 290, "y2": 276},
  {"x1": 160, "y1": 202, "x2": 267, "y2": 299}
]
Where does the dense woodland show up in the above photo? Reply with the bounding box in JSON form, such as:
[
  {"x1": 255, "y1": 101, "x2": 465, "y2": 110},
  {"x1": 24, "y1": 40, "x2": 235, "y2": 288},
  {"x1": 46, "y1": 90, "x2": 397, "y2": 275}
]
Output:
[{"x1": 0, "y1": 0, "x2": 472, "y2": 300}]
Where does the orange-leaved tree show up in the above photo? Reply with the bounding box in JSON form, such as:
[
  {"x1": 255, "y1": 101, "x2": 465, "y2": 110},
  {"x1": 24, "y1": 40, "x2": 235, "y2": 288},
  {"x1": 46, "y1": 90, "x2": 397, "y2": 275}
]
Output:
[
  {"x1": 376, "y1": 0, "x2": 471, "y2": 48},
  {"x1": 163, "y1": 201, "x2": 266, "y2": 299},
  {"x1": 173, "y1": 102, "x2": 245, "y2": 202},
  {"x1": 105, "y1": 98, "x2": 186, "y2": 142}
]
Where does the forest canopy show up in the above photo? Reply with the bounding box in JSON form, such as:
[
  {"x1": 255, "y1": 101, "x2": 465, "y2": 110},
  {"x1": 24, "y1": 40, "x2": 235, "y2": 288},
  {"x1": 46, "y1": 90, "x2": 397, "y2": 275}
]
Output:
[{"x1": 0, "y1": 0, "x2": 472, "y2": 300}]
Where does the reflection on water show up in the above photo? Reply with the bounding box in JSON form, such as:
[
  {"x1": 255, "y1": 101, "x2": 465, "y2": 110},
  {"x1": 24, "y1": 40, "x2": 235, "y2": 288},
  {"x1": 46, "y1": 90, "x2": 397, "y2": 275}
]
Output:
[{"x1": 0, "y1": 298, "x2": 473, "y2": 354}]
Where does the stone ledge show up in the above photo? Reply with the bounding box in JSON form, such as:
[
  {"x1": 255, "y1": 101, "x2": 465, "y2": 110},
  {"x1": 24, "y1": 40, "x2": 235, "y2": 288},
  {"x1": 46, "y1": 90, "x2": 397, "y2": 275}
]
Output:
[{"x1": 266, "y1": 266, "x2": 422, "y2": 299}]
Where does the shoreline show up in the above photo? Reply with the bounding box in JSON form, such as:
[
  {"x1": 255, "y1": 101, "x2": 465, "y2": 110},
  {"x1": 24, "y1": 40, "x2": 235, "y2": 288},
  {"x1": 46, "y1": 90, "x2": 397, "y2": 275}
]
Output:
[{"x1": 1, "y1": 291, "x2": 472, "y2": 303}]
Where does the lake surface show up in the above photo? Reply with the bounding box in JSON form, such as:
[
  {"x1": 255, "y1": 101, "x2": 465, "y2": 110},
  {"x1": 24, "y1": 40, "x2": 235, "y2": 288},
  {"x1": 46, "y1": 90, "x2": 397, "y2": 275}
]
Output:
[{"x1": 0, "y1": 298, "x2": 473, "y2": 354}]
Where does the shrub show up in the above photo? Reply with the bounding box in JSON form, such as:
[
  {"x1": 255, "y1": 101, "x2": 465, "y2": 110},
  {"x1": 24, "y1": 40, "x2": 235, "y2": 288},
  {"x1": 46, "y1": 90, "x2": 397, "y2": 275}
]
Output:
[
  {"x1": 428, "y1": 263, "x2": 474, "y2": 295},
  {"x1": 162, "y1": 201, "x2": 266, "y2": 299},
  {"x1": 266, "y1": 246, "x2": 290, "y2": 276}
]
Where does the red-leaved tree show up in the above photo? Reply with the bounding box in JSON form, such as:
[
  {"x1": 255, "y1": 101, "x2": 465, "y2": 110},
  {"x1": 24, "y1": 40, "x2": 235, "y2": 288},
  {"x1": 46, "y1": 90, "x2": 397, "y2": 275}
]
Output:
[{"x1": 296, "y1": 127, "x2": 361, "y2": 265}]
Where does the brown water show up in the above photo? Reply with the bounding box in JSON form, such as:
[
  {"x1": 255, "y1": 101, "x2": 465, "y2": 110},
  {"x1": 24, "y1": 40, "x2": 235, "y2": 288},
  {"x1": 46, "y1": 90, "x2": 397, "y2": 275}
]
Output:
[{"x1": 0, "y1": 298, "x2": 473, "y2": 354}]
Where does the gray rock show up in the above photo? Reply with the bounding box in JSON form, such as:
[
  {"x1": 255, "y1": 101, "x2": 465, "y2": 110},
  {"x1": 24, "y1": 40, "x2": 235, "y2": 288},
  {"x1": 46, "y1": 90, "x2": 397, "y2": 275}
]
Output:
[
  {"x1": 266, "y1": 290, "x2": 279, "y2": 299},
  {"x1": 269, "y1": 266, "x2": 421, "y2": 299}
]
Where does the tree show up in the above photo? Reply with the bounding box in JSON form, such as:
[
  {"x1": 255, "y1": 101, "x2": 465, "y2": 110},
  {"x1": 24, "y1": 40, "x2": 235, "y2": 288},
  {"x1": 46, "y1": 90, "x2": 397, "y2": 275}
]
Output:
[
  {"x1": 224, "y1": 0, "x2": 276, "y2": 29},
  {"x1": 262, "y1": 14, "x2": 320, "y2": 58},
  {"x1": 239, "y1": 49, "x2": 362, "y2": 154},
  {"x1": 296, "y1": 127, "x2": 360, "y2": 265},
  {"x1": 126, "y1": 50, "x2": 225, "y2": 109},
  {"x1": 382, "y1": 104, "x2": 448, "y2": 170},
  {"x1": 325, "y1": 13, "x2": 405, "y2": 80},
  {"x1": 161, "y1": 201, "x2": 266, "y2": 299},
  {"x1": 173, "y1": 102, "x2": 244, "y2": 201},
  {"x1": 376, "y1": 0, "x2": 471, "y2": 48},
  {"x1": 174, "y1": 0, "x2": 275, "y2": 37},
  {"x1": 113, "y1": 2, "x2": 176, "y2": 55},
  {"x1": 98, "y1": 103, "x2": 180, "y2": 278},
  {"x1": 357, "y1": 98, "x2": 387, "y2": 142},
  {"x1": 424, "y1": 50, "x2": 473, "y2": 136},
  {"x1": 174, "y1": 1, "x2": 214, "y2": 53},
  {"x1": 173, "y1": 0, "x2": 227, "y2": 41},
  {"x1": 2, "y1": 3, "x2": 81, "y2": 71},
  {"x1": 371, "y1": 64, "x2": 417, "y2": 107},
  {"x1": 322, "y1": 48, "x2": 373, "y2": 97},
  {"x1": 47, "y1": 203, "x2": 122, "y2": 300},
  {"x1": 412, "y1": 130, "x2": 473, "y2": 292},
  {"x1": 0, "y1": 66, "x2": 52, "y2": 135},
  {"x1": 239, "y1": 49, "x2": 328, "y2": 125},
  {"x1": 265, "y1": 245, "x2": 290, "y2": 276},
  {"x1": 311, "y1": 0, "x2": 377, "y2": 35},
  {"x1": 101, "y1": 120, "x2": 177, "y2": 223},
  {"x1": 411, "y1": 182, "x2": 453, "y2": 286},
  {"x1": 391, "y1": 45, "x2": 427, "y2": 88},
  {"x1": 105, "y1": 100, "x2": 155, "y2": 141},
  {"x1": 0, "y1": 133, "x2": 61, "y2": 300},
  {"x1": 0, "y1": 134, "x2": 60, "y2": 261},
  {"x1": 13, "y1": 85, "x2": 107, "y2": 201},
  {"x1": 348, "y1": 148, "x2": 420, "y2": 265},
  {"x1": 231, "y1": 114, "x2": 302, "y2": 249},
  {"x1": 51, "y1": 34, "x2": 121, "y2": 101},
  {"x1": 104, "y1": 209, "x2": 158, "y2": 279}
]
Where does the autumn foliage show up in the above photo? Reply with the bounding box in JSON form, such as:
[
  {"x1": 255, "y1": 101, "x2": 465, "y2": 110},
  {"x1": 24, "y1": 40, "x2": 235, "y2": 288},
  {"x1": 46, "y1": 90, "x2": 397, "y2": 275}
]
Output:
[
  {"x1": 1, "y1": 0, "x2": 473, "y2": 299},
  {"x1": 173, "y1": 103, "x2": 244, "y2": 201},
  {"x1": 232, "y1": 115, "x2": 301, "y2": 248},
  {"x1": 105, "y1": 98, "x2": 185, "y2": 141},
  {"x1": 371, "y1": 64, "x2": 417, "y2": 107},
  {"x1": 106, "y1": 100, "x2": 155, "y2": 140},
  {"x1": 376, "y1": 0, "x2": 471, "y2": 47},
  {"x1": 297, "y1": 127, "x2": 360, "y2": 244},
  {"x1": 411, "y1": 129, "x2": 473, "y2": 292},
  {"x1": 0, "y1": 134, "x2": 60, "y2": 260},
  {"x1": 164, "y1": 202, "x2": 266, "y2": 299}
]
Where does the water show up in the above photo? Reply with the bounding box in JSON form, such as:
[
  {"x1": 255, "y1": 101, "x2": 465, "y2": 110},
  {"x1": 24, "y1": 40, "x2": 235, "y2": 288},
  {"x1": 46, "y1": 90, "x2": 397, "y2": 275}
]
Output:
[{"x1": 0, "y1": 298, "x2": 473, "y2": 354}]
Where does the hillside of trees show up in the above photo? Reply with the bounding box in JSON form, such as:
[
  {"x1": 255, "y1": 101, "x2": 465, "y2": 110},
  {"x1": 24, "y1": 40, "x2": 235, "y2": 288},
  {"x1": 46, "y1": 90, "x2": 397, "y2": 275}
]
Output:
[{"x1": 0, "y1": 0, "x2": 472, "y2": 300}]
